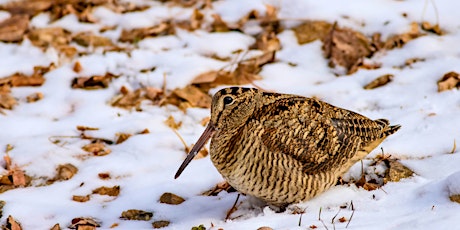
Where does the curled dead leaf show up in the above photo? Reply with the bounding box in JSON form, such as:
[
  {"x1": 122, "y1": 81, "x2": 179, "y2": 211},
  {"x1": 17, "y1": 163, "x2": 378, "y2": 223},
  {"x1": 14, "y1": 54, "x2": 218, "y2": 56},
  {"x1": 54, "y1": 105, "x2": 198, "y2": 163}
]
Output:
[
  {"x1": 72, "y1": 195, "x2": 90, "y2": 202},
  {"x1": 421, "y1": 21, "x2": 443, "y2": 35},
  {"x1": 384, "y1": 160, "x2": 414, "y2": 183},
  {"x1": 164, "y1": 115, "x2": 182, "y2": 130},
  {"x1": 159, "y1": 192, "x2": 185, "y2": 205},
  {"x1": 26, "y1": 92, "x2": 44, "y2": 103},
  {"x1": 384, "y1": 22, "x2": 422, "y2": 50},
  {"x1": 363, "y1": 74, "x2": 394, "y2": 90},
  {"x1": 293, "y1": 20, "x2": 333, "y2": 44},
  {"x1": 119, "y1": 22, "x2": 173, "y2": 43},
  {"x1": 0, "y1": 1, "x2": 52, "y2": 16},
  {"x1": 202, "y1": 181, "x2": 235, "y2": 196},
  {"x1": 437, "y1": 71, "x2": 460, "y2": 92},
  {"x1": 0, "y1": 14, "x2": 29, "y2": 42},
  {"x1": 82, "y1": 142, "x2": 111, "y2": 156},
  {"x1": 152, "y1": 220, "x2": 170, "y2": 229},
  {"x1": 28, "y1": 27, "x2": 70, "y2": 48},
  {"x1": 71, "y1": 73, "x2": 115, "y2": 90},
  {"x1": 120, "y1": 209, "x2": 153, "y2": 221},
  {"x1": 73, "y1": 32, "x2": 114, "y2": 47},
  {"x1": 56, "y1": 164, "x2": 78, "y2": 181},
  {"x1": 115, "y1": 133, "x2": 132, "y2": 144},
  {"x1": 0, "y1": 92, "x2": 17, "y2": 110},
  {"x1": 70, "y1": 217, "x2": 100, "y2": 229},
  {"x1": 92, "y1": 185, "x2": 120, "y2": 196},
  {"x1": 323, "y1": 23, "x2": 373, "y2": 74},
  {"x1": 6, "y1": 215, "x2": 22, "y2": 230},
  {"x1": 170, "y1": 85, "x2": 211, "y2": 108}
]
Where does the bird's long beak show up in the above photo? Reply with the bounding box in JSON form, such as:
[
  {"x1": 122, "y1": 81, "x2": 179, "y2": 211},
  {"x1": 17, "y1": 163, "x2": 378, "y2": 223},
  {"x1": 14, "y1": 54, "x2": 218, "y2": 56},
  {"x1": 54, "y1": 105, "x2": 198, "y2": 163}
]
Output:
[{"x1": 174, "y1": 123, "x2": 216, "y2": 179}]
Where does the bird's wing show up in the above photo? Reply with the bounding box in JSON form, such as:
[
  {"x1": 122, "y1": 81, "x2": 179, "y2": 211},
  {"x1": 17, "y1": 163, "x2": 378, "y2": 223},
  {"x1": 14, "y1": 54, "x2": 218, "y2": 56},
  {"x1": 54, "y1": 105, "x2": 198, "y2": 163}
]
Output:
[{"x1": 253, "y1": 97, "x2": 360, "y2": 173}]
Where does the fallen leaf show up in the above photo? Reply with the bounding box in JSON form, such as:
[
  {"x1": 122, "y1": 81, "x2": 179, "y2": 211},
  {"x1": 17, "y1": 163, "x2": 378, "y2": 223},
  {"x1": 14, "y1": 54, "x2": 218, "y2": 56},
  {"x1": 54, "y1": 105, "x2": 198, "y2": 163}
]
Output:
[
  {"x1": 384, "y1": 160, "x2": 414, "y2": 183},
  {"x1": 120, "y1": 209, "x2": 153, "y2": 221},
  {"x1": 164, "y1": 115, "x2": 182, "y2": 130},
  {"x1": 76, "y1": 126, "x2": 99, "y2": 131},
  {"x1": 26, "y1": 92, "x2": 44, "y2": 103},
  {"x1": 50, "y1": 223, "x2": 60, "y2": 230},
  {"x1": 257, "y1": 227, "x2": 273, "y2": 230},
  {"x1": 119, "y1": 22, "x2": 173, "y2": 43},
  {"x1": 73, "y1": 32, "x2": 114, "y2": 47},
  {"x1": 0, "y1": 1, "x2": 52, "y2": 16},
  {"x1": 92, "y1": 185, "x2": 120, "y2": 196},
  {"x1": 27, "y1": 27, "x2": 70, "y2": 48},
  {"x1": 138, "y1": 128, "x2": 150, "y2": 134},
  {"x1": 70, "y1": 217, "x2": 100, "y2": 229},
  {"x1": 293, "y1": 20, "x2": 333, "y2": 44},
  {"x1": 338, "y1": 217, "x2": 347, "y2": 223},
  {"x1": 323, "y1": 23, "x2": 373, "y2": 74},
  {"x1": 171, "y1": 85, "x2": 212, "y2": 108},
  {"x1": 152, "y1": 220, "x2": 170, "y2": 229},
  {"x1": 0, "y1": 14, "x2": 29, "y2": 42},
  {"x1": 73, "y1": 61, "x2": 83, "y2": 73},
  {"x1": 253, "y1": 31, "x2": 281, "y2": 53},
  {"x1": 202, "y1": 181, "x2": 235, "y2": 196},
  {"x1": 98, "y1": 172, "x2": 111, "y2": 180},
  {"x1": 82, "y1": 142, "x2": 111, "y2": 156},
  {"x1": 384, "y1": 22, "x2": 422, "y2": 50},
  {"x1": 437, "y1": 71, "x2": 460, "y2": 92},
  {"x1": 115, "y1": 133, "x2": 132, "y2": 144},
  {"x1": 363, "y1": 74, "x2": 394, "y2": 90},
  {"x1": 421, "y1": 21, "x2": 443, "y2": 35},
  {"x1": 211, "y1": 14, "x2": 230, "y2": 32},
  {"x1": 56, "y1": 164, "x2": 78, "y2": 181},
  {"x1": 72, "y1": 195, "x2": 90, "y2": 202},
  {"x1": 71, "y1": 73, "x2": 115, "y2": 89},
  {"x1": 159, "y1": 192, "x2": 185, "y2": 205},
  {"x1": 0, "y1": 92, "x2": 17, "y2": 110},
  {"x1": 6, "y1": 215, "x2": 22, "y2": 230},
  {"x1": 450, "y1": 194, "x2": 460, "y2": 204},
  {"x1": 110, "y1": 86, "x2": 164, "y2": 110}
]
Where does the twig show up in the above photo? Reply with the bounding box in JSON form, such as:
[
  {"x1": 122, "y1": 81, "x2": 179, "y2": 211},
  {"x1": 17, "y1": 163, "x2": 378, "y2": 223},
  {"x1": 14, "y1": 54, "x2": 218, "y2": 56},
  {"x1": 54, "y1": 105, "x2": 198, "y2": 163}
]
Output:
[
  {"x1": 331, "y1": 208, "x2": 341, "y2": 230},
  {"x1": 451, "y1": 139, "x2": 457, "y2": 154},
  {"x1": 225, "y1": 193, "x2": 240, "y2": 220},
  {"x1": 171, "y1": 128, "x2": 189, "y2": 153},
  {"x1": 318, "y1": 207, "x2": 329, "y2": 230},
  {"x1": 298, "y1": 208, "x2": 307, "y2": 226},
  {"x1": 346, "y1": 201, "x2": 355, "y2": 228}
]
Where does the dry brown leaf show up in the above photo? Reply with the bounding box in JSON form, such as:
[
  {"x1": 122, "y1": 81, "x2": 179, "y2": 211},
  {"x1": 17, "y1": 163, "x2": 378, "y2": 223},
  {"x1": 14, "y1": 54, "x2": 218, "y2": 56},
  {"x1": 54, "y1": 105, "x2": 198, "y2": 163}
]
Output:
[
  {"x1": 111, "y1": 86, "x2": 164, "y2": 110},
  {"x1": 6, "y1": 215, "x2": 22, "y2": 230},
  {"x1": 384, "y1": 22, "x2": 422, "y2": 50},
  {"x1": 450, "y1": 194, "x2": 460, "y2": 204},
  {"x1": 56, "y1": 164, "x2": 78, "y2": 181},
  {"x1": 202, "y1": 181, "x2": 235, "y2": 196},
  {"x1": 115, "y1": 133, "x2": 132, "y2": 144},
  {"x1": 92, "y1": 185, "x2": 120, "y2": 196},
  {"x1": 98, "y1": 172, "x2": 110, "y2": 180},
  {"x1": 73, "y1": 61, "x2": 83, "y2": 73},
  {"x1": 0, "y1": 14, "x2": 29, "y2": 42},
  {"x1": 293, "y1": 20, "x2": 333, "y2": 44},
  {"x1": 0, "y1": 1, "x2": 52, "y2": 16},
  {"x1": 253, "y1": 31, "x2": 281, "y2": 53},
  {"x1": 323, "y1": 23, "x2": 373, "y2": 74},
  {"x1": 120, "y1": 209, "x2": 153, "y2": 221},
  {"x1": 257, "y1": 227, "x2": 273, "y2": 230},
  {"x1": 73, "y1": 32, "x2": 113, "y2": 47},
  {"x1": 171, "y1": 85, "x2": 212, "y2": 108},
  {"x1": 119, "y1": 22, "x2": 173, "y2": 43},
  {"x1": 421, "y1": 21, "x2": 443, "y2": 35},
  {"x1": 0, "y1": 92, "x2": 17, "y2": 110},
  {"x1": 211, "y1": 14, "x2": 230, "y2": 32},
  {"x1": 152, "y1": 220, "x2": 170, "y2": 229},
  {"x1": 191, "y1": 71, "x2": 221, "y2": 84},
  {"x1": 70, "y1": 217, "x2": 100, "y2": 229},
  {"x1": 82, "y1": 142, "x2": 111, "y2": 156},
  {"x1": 72, "y1": 195, "x2": 90, "y2": 202},
  {"x1": 384, "y1": 160, "x2": 414, "y2": 183},
  {"x1": 138, "y1": 128, "x2": 150, "y2": 134},
  {"x1": 164, "y1": 115, "x2": 182, "y2": 130},
  {"x1": 27, "y1": 27, "x2": 70, "y2": 48},
  {"x1": 71, "y1": 73, "x2": 115, "y2": 89},
  {"x1": 50, "y1": 223, "x2": 61, "y2": 230},
  {"x1": 159, "y1": 192, "x2": 185, "y2": 205},
  {"x1": 338, "y1": 217, "x2": 347, "y2": 223},
  {"x1": 76, "y1": 126, "x2": 99, "y2": 131},
  {"x1": 26, "y1": 92, "x2": 44, "y2": 103},
  {"x1": 11, "y1": 168, "x2": 26, "y2": 186},
  {"x1": 363, "y1": 74, "x2": 394, "y2": 90},
  {"x1": 437, "y1": 71, "x2": 460, "y2": 92}
]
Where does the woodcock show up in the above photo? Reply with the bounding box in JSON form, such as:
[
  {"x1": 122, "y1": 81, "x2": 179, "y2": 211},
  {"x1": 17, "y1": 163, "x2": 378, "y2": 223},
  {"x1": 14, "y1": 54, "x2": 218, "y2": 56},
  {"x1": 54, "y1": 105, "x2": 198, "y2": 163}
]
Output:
[{"x1": 175, "y1": 87, "x2": 400, "y2": 208}]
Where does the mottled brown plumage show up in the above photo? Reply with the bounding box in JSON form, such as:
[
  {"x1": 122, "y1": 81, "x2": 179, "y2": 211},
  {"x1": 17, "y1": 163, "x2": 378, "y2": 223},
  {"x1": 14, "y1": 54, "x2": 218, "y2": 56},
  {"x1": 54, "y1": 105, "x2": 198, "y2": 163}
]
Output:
[{"x1": 175, "y1": 87, "x2": 400, "y2": 208}]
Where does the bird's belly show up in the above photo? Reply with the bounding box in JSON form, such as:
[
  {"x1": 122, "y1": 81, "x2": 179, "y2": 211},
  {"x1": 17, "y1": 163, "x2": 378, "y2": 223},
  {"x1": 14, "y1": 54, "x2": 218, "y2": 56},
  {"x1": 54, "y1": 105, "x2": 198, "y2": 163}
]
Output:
[{"x1": 210, "y1": 148, "x2": 337, "y2": 207}]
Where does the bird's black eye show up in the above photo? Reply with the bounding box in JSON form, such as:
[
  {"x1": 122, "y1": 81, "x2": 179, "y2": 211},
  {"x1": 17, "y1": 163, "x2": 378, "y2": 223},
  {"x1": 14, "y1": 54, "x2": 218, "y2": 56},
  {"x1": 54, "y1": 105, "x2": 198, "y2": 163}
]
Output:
[{"x1": 223, "y1": 96, "x2": 234, "y2": 105}]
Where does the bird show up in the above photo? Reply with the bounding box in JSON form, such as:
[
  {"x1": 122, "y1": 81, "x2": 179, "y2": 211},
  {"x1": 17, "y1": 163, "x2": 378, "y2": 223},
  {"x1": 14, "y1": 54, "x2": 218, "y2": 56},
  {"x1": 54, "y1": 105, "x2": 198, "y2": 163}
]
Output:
[{"x1": 175, "y1": 87, "x2": 400, "y2": 209}]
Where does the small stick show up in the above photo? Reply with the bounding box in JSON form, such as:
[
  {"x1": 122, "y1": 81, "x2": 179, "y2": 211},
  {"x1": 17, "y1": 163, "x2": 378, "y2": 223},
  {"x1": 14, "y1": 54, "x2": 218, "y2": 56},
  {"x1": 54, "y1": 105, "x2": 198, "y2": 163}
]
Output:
[
  {"x1": 225, "y1": 194, "x2": 240, "y2": 220},
  {"x1": 346, "y1": 201, "x2": 355, "y2": 228},
  {"x1": 318, "y1": 207, "x2": 329, "y2": 230}
]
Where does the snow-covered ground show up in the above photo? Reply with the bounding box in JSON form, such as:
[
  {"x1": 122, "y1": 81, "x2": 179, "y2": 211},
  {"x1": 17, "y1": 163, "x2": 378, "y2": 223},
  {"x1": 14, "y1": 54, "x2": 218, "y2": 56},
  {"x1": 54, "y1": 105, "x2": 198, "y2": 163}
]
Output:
[{"x1": 0, "y1": 0, "x2": 460, "y2": 229}]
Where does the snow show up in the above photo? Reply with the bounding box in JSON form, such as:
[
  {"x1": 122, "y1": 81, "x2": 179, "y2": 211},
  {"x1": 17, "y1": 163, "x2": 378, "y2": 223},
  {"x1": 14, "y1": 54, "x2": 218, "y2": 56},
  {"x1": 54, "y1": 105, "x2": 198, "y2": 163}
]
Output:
[{"x1": 1, "y1": 0, "x2": 460, "y2": 229}]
